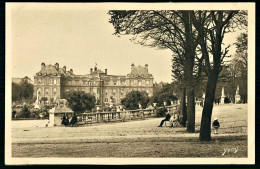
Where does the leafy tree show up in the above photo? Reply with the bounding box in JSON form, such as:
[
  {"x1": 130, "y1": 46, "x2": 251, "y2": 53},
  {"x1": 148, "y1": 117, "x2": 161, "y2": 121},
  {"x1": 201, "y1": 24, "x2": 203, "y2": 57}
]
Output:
[
  {"x1": 19, "y1": 76, "x2": 34, "y2": 100},
  {"x1": 12, "y1": 76, "x2": 34, "y2": 102},
  {"x1": 191, "y1": 10, "x2": 247, "y2": 141},
  {"x1": 65, "y1": 91, "x2": 96, "y2": 114},
  {"x1": 121, "y1": 91, "x2": 149, "y2": 110},
  {"x1": 12, "y1": 82, "x2": 20, "y2": 101},
  {"x1": 149, "y1": 84, "x2": 178, "y2": 107},
  {"x1": 16, "y1": 105, "x2": 31, "y2": 118},
  {"x1": 231, "y1": 32, "x2": 248, "y2": 103},
  {"x1": 109, "y1": 10, "x2": 203, "y2": 133}
]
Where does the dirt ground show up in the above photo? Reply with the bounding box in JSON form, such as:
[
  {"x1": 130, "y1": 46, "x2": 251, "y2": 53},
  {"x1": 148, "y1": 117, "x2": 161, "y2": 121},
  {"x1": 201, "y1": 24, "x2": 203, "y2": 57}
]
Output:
[{"x1": 11, "y1": 104, "x2": 248, "y2": 157}]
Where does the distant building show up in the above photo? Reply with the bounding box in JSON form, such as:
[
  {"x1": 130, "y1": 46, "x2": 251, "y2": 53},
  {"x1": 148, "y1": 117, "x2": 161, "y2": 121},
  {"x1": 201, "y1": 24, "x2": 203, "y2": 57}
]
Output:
[{"x1": 33, "y1": 63, "x2": 154, "y2": 106}]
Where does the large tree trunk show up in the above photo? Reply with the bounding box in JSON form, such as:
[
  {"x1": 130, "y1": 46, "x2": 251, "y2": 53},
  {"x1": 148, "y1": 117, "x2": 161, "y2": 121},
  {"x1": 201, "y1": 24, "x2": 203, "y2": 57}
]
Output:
[
  {"x1": 199, "y1": 76, "x2": 218, "y2": 141},
  {"x1": 179, "y1": 87, "x2": 187, "y2": 126},
  {"x1": 186, "y1": 88, "x2": 195, "y2": 132}
]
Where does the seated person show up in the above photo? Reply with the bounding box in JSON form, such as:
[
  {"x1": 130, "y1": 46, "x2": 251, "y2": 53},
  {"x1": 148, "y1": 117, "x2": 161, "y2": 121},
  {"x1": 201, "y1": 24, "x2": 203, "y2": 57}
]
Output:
[
  {"x1": 169, "y1": 113, "x2": 179, "y2": 127},
  {"x1": 158, "y1": 109, "x2": 171, "y2": 127}
]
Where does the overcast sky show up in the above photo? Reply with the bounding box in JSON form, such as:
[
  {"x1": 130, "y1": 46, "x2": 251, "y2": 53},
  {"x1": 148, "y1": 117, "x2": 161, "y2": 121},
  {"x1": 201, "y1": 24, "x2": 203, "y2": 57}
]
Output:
[{"x1": 10, "y1": 4, "x2": 245, "y2": 83}]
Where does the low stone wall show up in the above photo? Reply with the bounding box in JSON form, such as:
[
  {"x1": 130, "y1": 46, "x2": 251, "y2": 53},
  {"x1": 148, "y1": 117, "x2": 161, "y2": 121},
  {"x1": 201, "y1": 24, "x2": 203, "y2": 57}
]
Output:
[{"x1": 78, "y1": 105, "x2": 178, "y2": 125}]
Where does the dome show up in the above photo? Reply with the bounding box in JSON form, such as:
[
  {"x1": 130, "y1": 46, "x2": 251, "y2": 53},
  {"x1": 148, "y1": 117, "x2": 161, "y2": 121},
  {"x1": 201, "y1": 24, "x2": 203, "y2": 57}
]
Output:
[{"x1": 127, "y1": 65, "x2": 152, "y2": 78}]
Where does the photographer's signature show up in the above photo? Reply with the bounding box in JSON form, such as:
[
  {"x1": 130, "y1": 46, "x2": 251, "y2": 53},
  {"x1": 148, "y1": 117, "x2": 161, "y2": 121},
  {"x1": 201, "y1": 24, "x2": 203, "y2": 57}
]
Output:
[{"x1": 222, "y1": 147, "x2": 238, "y2": 156}]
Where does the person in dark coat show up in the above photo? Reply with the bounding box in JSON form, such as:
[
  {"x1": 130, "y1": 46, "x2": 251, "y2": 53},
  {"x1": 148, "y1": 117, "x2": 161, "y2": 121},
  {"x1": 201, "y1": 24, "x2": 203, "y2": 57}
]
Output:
[
  {"x1": 158, "y1": 109, "x2": 171, "y2": 127},
  {"x1": 212, "y1": 117, "x2": 220, "y2": 134},
  {"x1": 61, "y1": 114, "x2": 66, "y2": 125},
  {"x1": 64, "y1": 115, "x2": 69, "y2": 126},
  {"x1": 70, "y1": 114, "x2": 78, "y2": 127}
]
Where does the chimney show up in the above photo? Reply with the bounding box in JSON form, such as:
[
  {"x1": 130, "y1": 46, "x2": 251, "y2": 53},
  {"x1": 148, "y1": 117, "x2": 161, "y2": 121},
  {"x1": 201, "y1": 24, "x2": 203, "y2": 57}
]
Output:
[
  {"x1": 145, "y1": 64, "x2": 148, "y2": 70},
  {"x1": 131, "y1": 63, "x2": 135, "y2": 70},
  {"x1": 63, "y1": 66, "x2": 66, "y2": 72},
  {"x1": 90, "y1": 68, "x2": 93, "y2": 74},
  {"x1": 70, "y1": 69, "x2": 73, "y2": 74},
  {"x1": 55, "y1": 63, "x2": 59, "y2": 70},
  {"x1": 41, "y1": 62, "x2": 45, "y2": 69},
  {"x1": 105, "y1": 69, "x2": 107, "y2": 74}
]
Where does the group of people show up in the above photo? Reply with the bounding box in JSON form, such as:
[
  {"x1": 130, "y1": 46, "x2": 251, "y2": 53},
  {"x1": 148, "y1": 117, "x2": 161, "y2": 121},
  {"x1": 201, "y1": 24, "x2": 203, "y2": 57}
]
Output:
[
  {"x1": 157, "y1": 107, "x2": 221, "y2": 134},
  {"x1": 61, "y1": 114, "x2": 78, "y2": 127}
]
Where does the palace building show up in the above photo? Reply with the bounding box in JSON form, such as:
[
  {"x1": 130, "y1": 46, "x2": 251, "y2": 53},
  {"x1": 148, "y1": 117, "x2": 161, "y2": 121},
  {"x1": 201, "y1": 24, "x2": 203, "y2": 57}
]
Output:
[{"x1": 34, "y1": 63, "x2": 154, "y2": 106}]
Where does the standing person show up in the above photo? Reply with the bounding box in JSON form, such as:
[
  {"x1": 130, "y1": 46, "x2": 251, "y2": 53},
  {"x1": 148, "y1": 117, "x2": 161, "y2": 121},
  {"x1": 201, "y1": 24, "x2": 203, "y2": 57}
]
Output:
[
  {"x1": 64, "y1": 115, "x2": 69, "y2": 126},
  {"x1": 158, "y1": 109, "x2": 171, "y2": 127},
  {"x1": 61, "y1": 114, "x2": 66, "y2": 125},
  {"x1": 70, "y1": 113, "x2": 78, "y2": 127},
  {"x1": 212, "y1": 117, "x2": 220, "y2": 134}
]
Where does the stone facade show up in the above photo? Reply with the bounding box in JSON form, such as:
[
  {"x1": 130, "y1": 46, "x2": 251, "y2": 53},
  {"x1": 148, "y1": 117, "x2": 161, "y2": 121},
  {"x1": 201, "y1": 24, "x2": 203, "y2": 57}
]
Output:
[{"x1": 34, "y1": 63, "x2": 154, "y2": 106}]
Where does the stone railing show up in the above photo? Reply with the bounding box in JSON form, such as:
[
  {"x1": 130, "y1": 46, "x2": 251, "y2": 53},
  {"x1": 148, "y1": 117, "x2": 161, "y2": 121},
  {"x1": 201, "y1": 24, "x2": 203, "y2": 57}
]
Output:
[{"x1": 77, "y1": 104, "x2": 178, "y2": 125}]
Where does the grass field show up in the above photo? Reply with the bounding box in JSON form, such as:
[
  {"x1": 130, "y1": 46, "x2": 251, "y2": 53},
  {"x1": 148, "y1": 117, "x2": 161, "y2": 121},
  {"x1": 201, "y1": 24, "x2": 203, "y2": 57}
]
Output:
[{"x1": 11, "y1": 104, "x2": 248, "y2": 158}]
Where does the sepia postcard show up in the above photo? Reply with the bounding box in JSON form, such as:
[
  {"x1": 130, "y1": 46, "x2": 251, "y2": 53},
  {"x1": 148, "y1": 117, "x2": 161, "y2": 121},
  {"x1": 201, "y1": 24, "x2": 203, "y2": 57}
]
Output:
[{"x1": 5, "y1": 2, "x2": 255, "y2": 165}]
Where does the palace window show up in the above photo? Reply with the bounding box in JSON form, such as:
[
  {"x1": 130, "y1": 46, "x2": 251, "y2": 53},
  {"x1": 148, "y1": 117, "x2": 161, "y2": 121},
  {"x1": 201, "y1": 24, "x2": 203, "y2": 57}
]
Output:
[
  {"x1": 134, "y1": 80, "x2": 137, "y2": 85},
  {"x1": 45, "y1": 88, "x2": 49, "y2": 94},
  {"x1": 53, "y1": 88, "x2": 57, "y2": 94},
  {"x1": 105, "y1": 98, "x2": 108, "y2": 103},
  {"x1": 138, "y1": 81, "x2": 142, "y2": 86},
  {"x1": 54, "y1": 79, "x2": 57, "y2": 84},
  {"x1": 113, "y1": 89, "x2": 116, "y2": 95},
  {"x1": 146, "y1": 80, "x2": 149, "y2": 86}
]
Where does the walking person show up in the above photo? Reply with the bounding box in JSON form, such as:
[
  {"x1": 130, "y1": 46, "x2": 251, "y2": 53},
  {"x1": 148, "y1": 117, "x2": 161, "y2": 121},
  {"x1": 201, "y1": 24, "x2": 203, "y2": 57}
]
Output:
[{"x1": 212, "y1": 117, "x2": 220, "y2": 134}]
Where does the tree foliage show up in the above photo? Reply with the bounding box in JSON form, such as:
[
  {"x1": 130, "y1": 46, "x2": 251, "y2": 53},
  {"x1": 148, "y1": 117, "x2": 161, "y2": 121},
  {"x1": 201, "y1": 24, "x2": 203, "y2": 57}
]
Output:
[
  {"x1": 109, "y1": 10, "x2": 202, "y2": 132},
  {"x1": 65, "y1": 91, "x2": 96, "y2": 114},
  {"x1": 109, "y1": 10, "x2": 247, "y2": 140},
  {"x1": 120, "y1": 91, "x2": 149, "y2": 110},
  {"x1": 16, "y1": 105, "x2": 31, "y2": 118},
  {"x1": 191, "y1": 10, "x2": 247, "y2": 141},
  {"x1": 149, "y1": 84, "x2": 178, "y2": 107},
  {"x1": 12, "y1": 76, "x2": 34, "y2": 102}
]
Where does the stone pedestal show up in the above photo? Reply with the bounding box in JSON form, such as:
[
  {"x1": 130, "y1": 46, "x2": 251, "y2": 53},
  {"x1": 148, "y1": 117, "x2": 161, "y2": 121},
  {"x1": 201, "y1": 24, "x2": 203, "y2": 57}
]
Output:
[
  {"x1": 220, "y1": 87, "x2": 225, "y2": 104},
  {"x1": 235, "y1": 95, "x2": 241, "y2": 103},
  {"x1": 235, "y1": 86, "x2": 241, "y2": 103}
]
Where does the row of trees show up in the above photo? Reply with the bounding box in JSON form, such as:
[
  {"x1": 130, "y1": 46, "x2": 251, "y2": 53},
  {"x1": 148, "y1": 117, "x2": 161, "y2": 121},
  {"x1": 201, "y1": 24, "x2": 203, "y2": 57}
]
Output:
[
  {"x1": 120, "y1": 84, "x2": 177, "y2": 110},
  {"x1": 108, "y1": 10, "x2": 247, "y2": 141}
]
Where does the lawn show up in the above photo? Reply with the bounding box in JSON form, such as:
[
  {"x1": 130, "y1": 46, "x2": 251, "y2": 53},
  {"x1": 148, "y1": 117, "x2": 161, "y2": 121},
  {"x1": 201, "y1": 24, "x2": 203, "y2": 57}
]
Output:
[{"x1": 11, "y1": 104, "x2": 248, "y2": 157}]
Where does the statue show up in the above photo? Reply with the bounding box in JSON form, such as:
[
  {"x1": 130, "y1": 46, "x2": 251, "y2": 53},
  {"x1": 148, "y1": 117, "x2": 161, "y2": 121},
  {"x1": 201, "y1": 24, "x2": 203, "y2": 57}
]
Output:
[
  {"x1": 34, "y1": 89, "x2": 40, "y2": 109},
  {"x1": 235, "y1": 86, "x2": 241, "y2": 103},
  {"x1": 221, "y1": 87, "x2": 225, "y2": 104},
  {"x1": 236, "y1": 86, "x2": 239, "y2": 95},
  {"x1": 221, "y1": 87, "x2": 225, "y2": 97}
]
